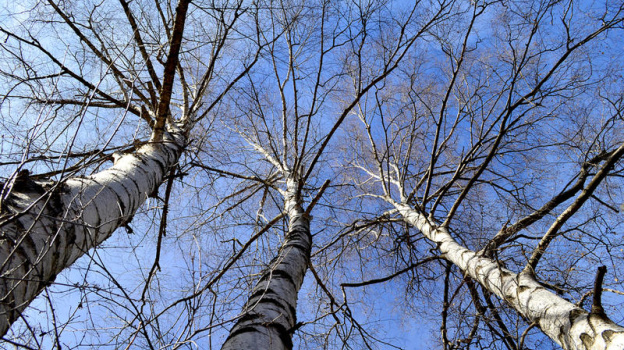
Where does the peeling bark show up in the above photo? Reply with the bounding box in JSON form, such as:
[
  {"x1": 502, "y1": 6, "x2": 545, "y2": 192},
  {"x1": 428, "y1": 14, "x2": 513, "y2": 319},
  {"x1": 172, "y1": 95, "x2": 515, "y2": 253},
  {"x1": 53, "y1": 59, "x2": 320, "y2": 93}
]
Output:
[
  {"x1": 221, "y1": 210, "x2": 311, "y2": 350},
  {"x1": 0, "y1": 128, "x2": 185, "y2": 336},
  {"x1": 394, "y1": 202, "x2": 624, "y2": 350}
]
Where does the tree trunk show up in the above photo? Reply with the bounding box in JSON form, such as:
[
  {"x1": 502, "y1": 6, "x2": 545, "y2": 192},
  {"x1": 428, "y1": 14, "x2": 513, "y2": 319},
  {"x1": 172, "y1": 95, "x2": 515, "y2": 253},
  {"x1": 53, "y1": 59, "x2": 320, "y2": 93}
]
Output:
[
  {"x1": 0, "y1": 129, "x2": 185, "y2": 336},
  {"x1": 221, "y1": 209, "x2": 311, "y2": 350},
  {"x1": 393, "y1": 202, "x2": 624, "y2": 350}
]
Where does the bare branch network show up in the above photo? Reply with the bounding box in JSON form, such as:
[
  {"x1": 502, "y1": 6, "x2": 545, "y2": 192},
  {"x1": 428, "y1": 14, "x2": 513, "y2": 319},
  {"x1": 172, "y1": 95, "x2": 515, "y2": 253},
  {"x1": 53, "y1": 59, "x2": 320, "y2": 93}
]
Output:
[{"x1": 1, "y1": 0, "x2": 624, "y2": 349}]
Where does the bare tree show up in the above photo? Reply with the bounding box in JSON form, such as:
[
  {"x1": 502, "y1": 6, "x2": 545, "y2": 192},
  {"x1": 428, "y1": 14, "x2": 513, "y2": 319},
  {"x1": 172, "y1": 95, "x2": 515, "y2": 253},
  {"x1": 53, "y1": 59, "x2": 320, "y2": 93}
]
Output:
[
  {"x1": 215, "y1": 1, "x2": 453, "y2": 348},
  {"x1": 0, "y1": 0, "x2": 257, "y2": 343},
  {"x1": 345, "y1": 0, "x2": 624, "y2": 349},
  {"x1": 1, "y1": 0, "x2": 624, "y2": 349}
]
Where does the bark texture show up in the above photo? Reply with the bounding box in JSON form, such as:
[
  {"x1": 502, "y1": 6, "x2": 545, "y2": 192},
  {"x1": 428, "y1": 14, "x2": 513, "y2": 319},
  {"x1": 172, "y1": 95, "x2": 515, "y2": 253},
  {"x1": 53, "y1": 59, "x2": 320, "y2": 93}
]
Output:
[
  {"x1": 221, "y1": 211, "x2": 311, "y2": 350},
  {"x1": 394, "y1": 202, "x2": 624, "y2": 350},
  {"x1": 0, "y1": 128, "x2": 185, "y2": 336}
]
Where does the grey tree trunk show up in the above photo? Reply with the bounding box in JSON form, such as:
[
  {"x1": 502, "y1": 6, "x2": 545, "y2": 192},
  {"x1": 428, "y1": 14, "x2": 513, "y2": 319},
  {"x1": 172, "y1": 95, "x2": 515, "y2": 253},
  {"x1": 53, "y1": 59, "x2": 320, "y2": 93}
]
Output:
[
  {"x1": 221, "y1": 207, "x2": 311, "y2": 350},
  {"x1": 0, "y1": 129, "x2": 185, "y2": 336},
  {"x1": 393, "y1": 202, "x2": 624, "y2": 350}
]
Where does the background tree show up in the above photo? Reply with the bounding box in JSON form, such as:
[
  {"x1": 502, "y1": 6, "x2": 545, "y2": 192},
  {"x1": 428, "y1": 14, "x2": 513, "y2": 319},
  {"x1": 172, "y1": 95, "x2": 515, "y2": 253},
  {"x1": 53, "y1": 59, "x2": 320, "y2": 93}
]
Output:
[{"x1": 1, "y1": 0, "x2": 624, "y2": 349}]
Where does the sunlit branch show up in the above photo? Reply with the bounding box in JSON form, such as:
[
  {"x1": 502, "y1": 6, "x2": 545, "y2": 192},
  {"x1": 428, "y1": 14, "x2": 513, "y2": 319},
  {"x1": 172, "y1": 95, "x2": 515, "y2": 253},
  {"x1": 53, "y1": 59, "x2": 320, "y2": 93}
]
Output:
[
  {"x1": 119, "y1": 0, "x2": 162, "y2": 93},
  {"x1": 525, "y1": 141, "x2": 624, "y2": 273},
  {"x1": 46, "y1": 0, "x2": 151, "y2": 106}
]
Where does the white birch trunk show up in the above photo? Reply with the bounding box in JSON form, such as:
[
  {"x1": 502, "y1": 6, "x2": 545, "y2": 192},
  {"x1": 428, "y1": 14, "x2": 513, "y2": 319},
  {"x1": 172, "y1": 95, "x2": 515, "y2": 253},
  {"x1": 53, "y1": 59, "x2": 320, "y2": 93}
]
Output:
[
  {"x1": 0, "y1": 129, "x2": 185, "y2": 336},
  {"x1": 393, "y1": 202, "x2": 624, "y2": 350},
  {"x1": 221, "y1": 188, "x2": 311, "y2": 350}
]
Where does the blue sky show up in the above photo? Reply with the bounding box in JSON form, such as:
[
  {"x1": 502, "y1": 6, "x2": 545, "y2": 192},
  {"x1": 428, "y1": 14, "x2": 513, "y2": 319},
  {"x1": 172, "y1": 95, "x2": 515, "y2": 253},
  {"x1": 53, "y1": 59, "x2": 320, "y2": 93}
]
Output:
[{"x1": 2, "y1": 0, "x2": 624, "y2": 349}]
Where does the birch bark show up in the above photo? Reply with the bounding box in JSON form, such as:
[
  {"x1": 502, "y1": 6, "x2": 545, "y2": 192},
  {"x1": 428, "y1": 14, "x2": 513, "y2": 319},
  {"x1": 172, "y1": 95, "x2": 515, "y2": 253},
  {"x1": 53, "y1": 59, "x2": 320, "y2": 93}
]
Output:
[
  {"x1": 0, "y1": 128, "x2": 185, "y2": 336},
  {"x1": 222, "y1": 179, "x2": 311, "y2": 350},
  {"x1": 393, "y1": 202, "x2": 624, "y2": 350}
]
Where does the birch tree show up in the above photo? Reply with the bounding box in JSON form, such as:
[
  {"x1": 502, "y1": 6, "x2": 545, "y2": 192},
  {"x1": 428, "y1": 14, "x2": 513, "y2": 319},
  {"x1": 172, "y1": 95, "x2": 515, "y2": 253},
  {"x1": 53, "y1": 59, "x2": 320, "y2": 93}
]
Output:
[
  {"x1": 0, "y1": 0, "x2": 257, "y2": 344},
  {"x1": 346, "y1": 0, "x2": 624, "y2": 348},
  {"x1": 2, "y1": 0, "x2": 624, "y2": 349},
  {"x1": 214, "y1": 1, "x2": 454, "y2": 348}
]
